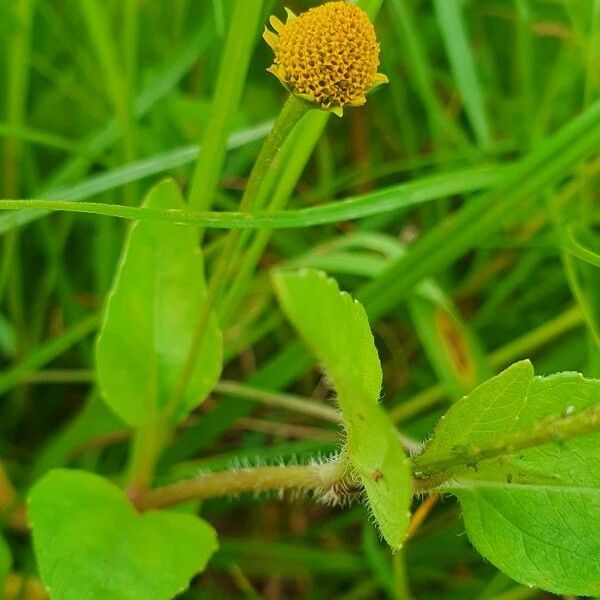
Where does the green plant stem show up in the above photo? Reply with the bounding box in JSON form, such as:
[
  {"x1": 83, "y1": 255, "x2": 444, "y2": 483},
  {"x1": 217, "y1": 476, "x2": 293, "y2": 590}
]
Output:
[
  {"x1": 163, "y1": 95, "x2": 310, "y2": 422},
  {"x1": 127, "y1": 416, "x2": 168, "y2": 502},
  {"x1": 217, "y1": 112, "x2": 330, "y2": 325},
  {"x1": 390, "y1": 305, "x2": 583, "y2": 423},
  {"x1": 392, "y1": 550, "x2": 413, "y2": 600},
  {"x1": 238, "y1": 95, "x2": 313, "y2": 215},
  {"x1": 136, "y1": 456, "x2": 348, "y2": 511},
  {"x1": 413, "y1": 403, "x2": 600, "y2": 487}
]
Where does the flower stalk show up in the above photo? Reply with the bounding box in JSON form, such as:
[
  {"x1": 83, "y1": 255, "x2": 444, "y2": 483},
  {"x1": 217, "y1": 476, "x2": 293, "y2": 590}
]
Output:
[{"x1": 163, "y1": 95, "x2": 311, "y2": 423}]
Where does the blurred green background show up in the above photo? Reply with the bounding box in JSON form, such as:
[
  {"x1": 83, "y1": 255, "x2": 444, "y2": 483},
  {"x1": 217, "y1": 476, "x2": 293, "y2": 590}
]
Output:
[{"x1": 0, "y1": 0, "x2": 599, "y2": 598}]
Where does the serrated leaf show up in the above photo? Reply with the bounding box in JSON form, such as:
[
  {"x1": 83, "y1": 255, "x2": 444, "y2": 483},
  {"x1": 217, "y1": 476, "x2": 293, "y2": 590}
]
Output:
[
  {"x1": 414, "y1": 361, "x2": 534, "y2": 472},
  {"x1": 272, "y1": 269, "x2": 411, "y2": 548},
  {"x1": 417, "y1": 361, "x2": 600, "y2": 595},
  {"x1": 28, "y1": 469, "x2": 217, "y2": 600},
  {"x1": 96, "y1": 179, "x2": 222, "y2": 426}
]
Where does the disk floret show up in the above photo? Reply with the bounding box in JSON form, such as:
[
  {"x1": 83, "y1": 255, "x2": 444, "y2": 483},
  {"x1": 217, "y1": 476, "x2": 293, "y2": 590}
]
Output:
[{"x1": 263, "y1": 1, "x2": 388, "y2": 116}]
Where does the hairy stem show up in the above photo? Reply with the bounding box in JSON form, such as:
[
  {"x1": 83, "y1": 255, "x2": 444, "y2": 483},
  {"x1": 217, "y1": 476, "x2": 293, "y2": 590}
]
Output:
[{"x1": 136, "y1": 456, "x2": 348, "y2": 511}]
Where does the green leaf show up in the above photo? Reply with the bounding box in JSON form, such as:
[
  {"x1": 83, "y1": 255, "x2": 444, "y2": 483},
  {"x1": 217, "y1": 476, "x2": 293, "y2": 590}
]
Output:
[
  {"x1": 272, "y1": 269, "x2": 411, "y2": 549},
  {"x1": 414, "y1": 361, "x2": 534, "y2": 472},
  {"x1": 28, "y1": 469, "x2": 218, "y2": 600},
  {"x1": 0, "y1": 534, "x2": 11, "y2": 592},
  {"x1": 564, "y1": 223, "x2": 600, "y2": 268},
  {"x1": 96, "y1": 179, "x2": 222, "y2": 426},
  {"x1": 417, "y1": 361, "x2": 600, "y2": 595}
]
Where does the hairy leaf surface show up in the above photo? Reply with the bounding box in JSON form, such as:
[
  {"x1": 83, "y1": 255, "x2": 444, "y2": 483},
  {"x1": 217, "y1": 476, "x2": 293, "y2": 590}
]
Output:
[{"x1": 273, "y1": 269, "x2": 411, "y2": 548}]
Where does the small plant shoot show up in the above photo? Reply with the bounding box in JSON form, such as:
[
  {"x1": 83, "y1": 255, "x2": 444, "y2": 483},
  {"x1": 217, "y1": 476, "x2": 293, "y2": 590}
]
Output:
[{"x1": 0, "y1": 1, "x2": 598, "y2": 598}]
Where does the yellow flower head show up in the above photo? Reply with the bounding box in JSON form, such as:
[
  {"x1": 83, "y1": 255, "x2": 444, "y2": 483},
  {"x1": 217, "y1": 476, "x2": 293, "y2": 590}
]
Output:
[{"x1": 263, "y1": 1, "x2": 388, "y2": 116}]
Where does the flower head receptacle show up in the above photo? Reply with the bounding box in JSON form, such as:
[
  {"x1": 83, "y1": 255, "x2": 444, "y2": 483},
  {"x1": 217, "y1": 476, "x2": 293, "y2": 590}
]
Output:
[{"x1": 263, "y1": 1, "x2": 388, "y2": 117}]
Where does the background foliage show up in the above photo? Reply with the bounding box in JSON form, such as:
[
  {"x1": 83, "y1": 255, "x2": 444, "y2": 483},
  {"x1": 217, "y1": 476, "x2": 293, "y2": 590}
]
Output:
[{"x1": 0, "y1": 0, "x2": 599, "y2": 598}]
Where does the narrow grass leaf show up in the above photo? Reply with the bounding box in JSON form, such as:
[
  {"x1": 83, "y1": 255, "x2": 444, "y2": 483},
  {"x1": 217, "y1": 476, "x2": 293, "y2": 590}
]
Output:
[
  {"x1": 0, "y1": 165, "x2": 505, "y2": 230},
  {"x1": 44, "y1": 23, "x2": 214, "y2": 191},
  {"x1": 188, "y1": 0, "x2": 266, "y2": 212},
  {"x1": 561, "y1": 225, "x2": 600, "y2": 344},
  {"x1": 433, "y1": 0, "x2": 492, "y2": 147},
  {"x1": 0, "y1": 313, "x2": 99, "y2": 397},
  {"x1": 359, "y1": 100, "x2": 600, "y2": 320},
  {"x1": 0, "y1": 121, "x2": 271, "y2": 236}
]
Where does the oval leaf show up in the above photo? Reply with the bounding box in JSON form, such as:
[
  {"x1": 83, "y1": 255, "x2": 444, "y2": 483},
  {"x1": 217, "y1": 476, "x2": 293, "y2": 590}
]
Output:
[
  {"x1": 417, "y1": 362, "x2": 600, "y2": 595},
  {"x1": 96, "y1": 179, "x2": 222, "y2": 426}
]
